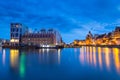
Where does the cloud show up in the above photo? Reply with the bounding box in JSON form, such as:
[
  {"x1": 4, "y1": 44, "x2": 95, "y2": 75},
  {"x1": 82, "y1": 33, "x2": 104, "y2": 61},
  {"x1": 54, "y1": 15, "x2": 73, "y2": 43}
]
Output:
[{"x1": 0, "y1": 0, "x2": 120, "y2": 43}]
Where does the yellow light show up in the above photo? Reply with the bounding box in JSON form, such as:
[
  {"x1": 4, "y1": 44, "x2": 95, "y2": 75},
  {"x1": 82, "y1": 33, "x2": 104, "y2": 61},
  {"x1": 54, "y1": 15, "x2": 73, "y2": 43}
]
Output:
[
  {"x1": 104, "y1": 48, "x2": 110, "y2": 70},
  {"x1": 98, "y1": 47, "x2": 102, "y2": 69},
  {"x1": 10, "y1": 39, "x2": 14, "y2": 42},
  {"x1": 93, "y1": 47, "x2": 96, "y2": 66},
  {"x1": 10, "y1": 49, "x2": 19, "y2": 68},
  {"x1": 10, "y1": 39, "x2": 19, "y2": 43},
  {"x1": 15, "y1": 39, "x2": 19, "y2": 42},
  {"x1": 113, "y1": 48, "x2": 120, "y2": 73}
]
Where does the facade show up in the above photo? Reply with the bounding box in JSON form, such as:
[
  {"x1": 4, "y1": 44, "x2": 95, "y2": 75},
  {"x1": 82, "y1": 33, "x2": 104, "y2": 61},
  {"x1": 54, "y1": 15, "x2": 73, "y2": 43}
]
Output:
[
  {"x1": 73, "y1": 27, "x2": 120, "y2": 46},
  {"x1": 10, "y1": 23, "x2": 28, "y2": 46},
  {"x1": 21, "y1": 29, "x2": 62, "y2": 47},
  {"x1": 86, "y1": 31, "x2": 94, "y2": 45},
  {"x1": 10, "y1": 23, "x2": 62, "y2": 47},
  {"x1": 74, "y1": 40, "x2": 86, "y2": 46},
  {"x1": 111, "y1": 27, "x2": 120, "y2": 45}
]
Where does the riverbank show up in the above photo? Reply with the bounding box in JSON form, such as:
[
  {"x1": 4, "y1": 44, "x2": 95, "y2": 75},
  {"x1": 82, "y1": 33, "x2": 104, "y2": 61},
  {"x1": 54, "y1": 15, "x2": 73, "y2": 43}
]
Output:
[
  {"x1": 2, "y1": 45, "x2": 120, "y2": 49},
  {"x1": 81, "y1": 45, "x2": 120, "y2": 48},
  {"x1": 64, "y1": 45, "x2": 120, "y2": 48},
  {"x1": 2, "y1": 45, "x2": 64, "y2": 49}
]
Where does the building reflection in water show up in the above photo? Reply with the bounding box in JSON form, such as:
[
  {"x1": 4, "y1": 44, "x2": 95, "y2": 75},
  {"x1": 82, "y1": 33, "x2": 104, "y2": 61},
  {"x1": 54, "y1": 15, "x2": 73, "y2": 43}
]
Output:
[
  {"x1": 58, "y1": 49, "x2": 61, "y2": 64},
  {"x1": 79, "y1": 46, "x2": 120, "y2": 74},
  {"x1": 113, "y1": 48, "x2": 120, "y2": 73},
  {"x1": 38, "y1": 49, "x2": 61, "y2": 64},
  {"x1": 9, "y1": 48, "x2": 61, "y2": 78},
  {"x1": 10, "y1": 49, "x2": 19, "y2": 69},
  {"x1": 80, "y1": 47, "x2": 97, "y2": 67},
  {"x1": 0, "y1": 47, "x2": 6, "y2": 66},
  {"x1": 10, "y1": 49, "x2": 26, "y2": 78},
  {"x1": 2, "y1": 49, "x2": 6, "y2": 66},
  {"x1": 19, "y1": 52, "x2": 25, "y2": 78}
]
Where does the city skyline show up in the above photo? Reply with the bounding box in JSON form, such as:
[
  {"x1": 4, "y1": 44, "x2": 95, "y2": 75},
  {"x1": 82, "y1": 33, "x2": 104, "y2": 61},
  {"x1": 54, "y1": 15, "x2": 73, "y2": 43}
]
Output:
[{"x1": 1, "y1": 0, "x2": 120, "y2": 43}]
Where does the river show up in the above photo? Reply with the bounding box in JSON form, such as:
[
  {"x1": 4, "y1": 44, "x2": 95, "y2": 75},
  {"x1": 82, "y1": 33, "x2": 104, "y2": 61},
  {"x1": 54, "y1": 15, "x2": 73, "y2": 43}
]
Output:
[{"x1": 0, "y1": 47, "x2": 120, "y2": 80}]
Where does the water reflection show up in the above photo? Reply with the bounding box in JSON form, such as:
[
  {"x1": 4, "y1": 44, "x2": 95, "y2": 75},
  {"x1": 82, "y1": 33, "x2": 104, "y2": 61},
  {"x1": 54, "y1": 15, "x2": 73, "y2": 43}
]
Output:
[
  {"x1": 19, "y1": 52, "x2": 25, "y2": 78},
  {"x1": 0, "y1": 48, "x2": 120, "y2": 79},
  {"x1": 113, "y1": 48, "x2": 120, "y2": 73},
  {"x1": 9, "y1": 49, "x2": 62, "y2": 78},
  {"x1": 79, "y1": 46, "x2": 120, "y2": 74},
  {"x1": 2, "y1": 49, "x2": 6, "y2": 65},
  {"x1": 10, "y1": 49, "x2": 19, "y2": 68}
]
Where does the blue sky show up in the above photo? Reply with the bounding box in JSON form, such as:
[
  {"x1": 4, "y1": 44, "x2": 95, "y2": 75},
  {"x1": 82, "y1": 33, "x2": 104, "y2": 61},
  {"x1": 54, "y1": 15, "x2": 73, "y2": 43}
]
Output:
[{"x1": 0, "y1": 0, "x2": 120, "y2": 43}]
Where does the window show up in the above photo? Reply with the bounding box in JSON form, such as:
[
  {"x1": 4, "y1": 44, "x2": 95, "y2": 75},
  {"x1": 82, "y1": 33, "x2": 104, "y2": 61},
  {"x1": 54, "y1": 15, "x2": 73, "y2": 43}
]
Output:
[
  {"x1": 16, "y1": 28, "x2": 19, "y2": 32},
  {"x1": 11, "y1": 33, "x2": 13, "y2": 37},
  {"x1": 16, "y1": 33, "x2": 18, "y2": 37},
  {"x1": 13, "y1": 28, "x2": 15, "y2": 32},
  {"x1": 12, "y1": 34, "x2": 14, "y2": 37},
  {"x1": 20, "y1": 29, "x2": 22, "y2": 33}
]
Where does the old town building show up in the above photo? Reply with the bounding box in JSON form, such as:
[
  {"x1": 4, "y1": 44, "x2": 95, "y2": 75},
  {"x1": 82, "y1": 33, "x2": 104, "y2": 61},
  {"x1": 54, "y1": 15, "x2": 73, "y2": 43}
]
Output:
[
  {"x1": 86, "y1": 31, "x2": 94, "y2": 45},
  {"x1": 111, "y1": 27, "x2": 120, "y2": 45},
  {"x1": 21, "y1": 29, "x2": 62, "y2": 47},
  {"x1": 73, "y1": 27, "x2": 120, "y2": 46}
]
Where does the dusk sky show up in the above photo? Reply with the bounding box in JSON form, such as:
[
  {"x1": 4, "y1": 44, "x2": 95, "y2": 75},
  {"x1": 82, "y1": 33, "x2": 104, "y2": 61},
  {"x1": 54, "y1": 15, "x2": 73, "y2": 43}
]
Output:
[{"x1": 0, "y1": 0, "x2": 120, "y2": 43}]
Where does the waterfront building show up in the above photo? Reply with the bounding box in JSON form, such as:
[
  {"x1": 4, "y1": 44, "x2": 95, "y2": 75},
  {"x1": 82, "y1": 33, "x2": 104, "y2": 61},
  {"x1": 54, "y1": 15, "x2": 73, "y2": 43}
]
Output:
[
  {"x1": 86, "y1": 31, "x2": 94, "y2": 45},
  {"x1": 112, "y1": 27, "x2": 120, "y2": 38},
  {"x1": 73, "y1": 27, "x2": 120, "y2": 46},
  {"x1": 111, "y1": 27, "x2": 120, "y2": 45},
  {"x1": 21, "y1": 29, "x2": 62, "y2": 47},
  {"x1": 10, "y1": 23, "x2": 62, "y2": 47},
  {"x1": 74, "y1": 40, "x2": 80, "y2": 46},
  {"x1": 94, "y1": 34, "x2": 107, "y2": 45},
  {"x1": 73, "y1": 40, "x2": 86, "y2": 46},
  {"x1": 78, "y1": 40, "x2": 86, "y2": 45},
  {"x1": 10, "y1": 23, "x2": 28, "y2": 46}
]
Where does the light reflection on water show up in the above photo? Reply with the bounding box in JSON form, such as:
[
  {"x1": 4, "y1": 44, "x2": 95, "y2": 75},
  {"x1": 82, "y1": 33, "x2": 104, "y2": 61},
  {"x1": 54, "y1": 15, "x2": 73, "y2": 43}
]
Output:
[
  {"x1": 79, "y1": 46, "x2": 120, "y2": 74},
  {"x1": 9, "y1": 49, "x2": 61, "y2": 78},
  {"x1": 2, "y1": 49, "x2": 6, "y2": 66},
  {"x1": 0, "y1": 47, "x2": 120, "y2": 80}
]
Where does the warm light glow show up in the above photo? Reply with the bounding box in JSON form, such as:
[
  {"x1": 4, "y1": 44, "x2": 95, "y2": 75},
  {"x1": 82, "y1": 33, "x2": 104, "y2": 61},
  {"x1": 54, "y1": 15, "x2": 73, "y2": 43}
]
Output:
[
  {"x1": 104, "y1": 48, "x2": 110, "y2": 70},
  {"x1": 10, "y1": 39, "x2": 19, "y2": 43},
  {"x1": 86, "y1": 47, "x2": 89, "y2": 64},
  {"x1": 79, "y1": 46, "x2": 120, "y2": 74},
  {"x1": 93, "y1": 47, "x2": 96, "y2": 67},
  {"x1": 79, "y1": 47, "x2": 97, "y2": 67},
  {"x1": 89, "y1": 47, "x2": 93, "y2": 65},
  {"x1": 10, "y1": 39, "x2": 14, "y2": 42},
  {"x1": 113, "y1": 48, "x2": 120, "y2": 73},
  {"x1": 10, "y1": 49, "x2": 19, "y2": 68},
  {"x1": 79, "y1": 47, "x2": 85, "y2": 65},
  {"x1": 98, "y1": 47, "x2": 102, "y2": 69}
]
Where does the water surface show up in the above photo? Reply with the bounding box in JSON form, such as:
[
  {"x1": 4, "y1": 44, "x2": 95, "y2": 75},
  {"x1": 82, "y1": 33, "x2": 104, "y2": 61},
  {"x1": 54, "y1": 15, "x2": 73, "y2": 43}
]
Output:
[{"x1": 0, "y1": 47, "x2": 120, "y2": 80}]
